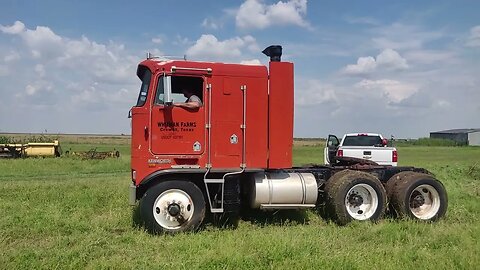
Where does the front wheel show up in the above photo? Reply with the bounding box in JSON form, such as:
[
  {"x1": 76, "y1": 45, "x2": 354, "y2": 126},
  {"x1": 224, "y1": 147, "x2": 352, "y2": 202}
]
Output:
[
  {"x1": 387, "y1": 172, "x2": 447, "y2": 221},
  {"x1": 324, "y1": 170, "x2": 387, "y2": 225},
  {"x1": 140, "y1": 180, "x2": 206, "y2": 234}
]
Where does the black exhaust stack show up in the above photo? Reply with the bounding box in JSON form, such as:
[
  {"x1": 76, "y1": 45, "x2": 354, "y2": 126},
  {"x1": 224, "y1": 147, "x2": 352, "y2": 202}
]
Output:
[{"x1": 262, "y1": 45, "x2": 282, "y2": 62}]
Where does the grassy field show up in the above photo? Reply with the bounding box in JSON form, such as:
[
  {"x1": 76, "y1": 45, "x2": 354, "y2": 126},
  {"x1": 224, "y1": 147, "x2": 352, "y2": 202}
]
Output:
[{"x1": 1, "y1": 138, "x2": 479, "y2": 269}]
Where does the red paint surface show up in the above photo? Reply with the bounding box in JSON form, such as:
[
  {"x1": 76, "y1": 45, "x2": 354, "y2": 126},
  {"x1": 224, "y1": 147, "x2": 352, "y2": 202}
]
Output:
[
  {"x1": 267, "y1": 61, "x2": 294, "y2": 168},
  {"x1": 131, "y1": 59, "x2": 293, "y2": 185}
]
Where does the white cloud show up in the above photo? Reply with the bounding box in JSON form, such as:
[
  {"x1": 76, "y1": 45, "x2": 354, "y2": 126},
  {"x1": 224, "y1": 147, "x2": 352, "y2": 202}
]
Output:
[
  {"x1": 296, "y1": 79, "x2": 338, "y2": 106},
  {"x1": 173, "y1": 35, "x2": 190, "y2": 46},
  {"x1": 4, "y1": 50, "x2": 20, "y2": 62},
  {"x1": 186, "y1": 34, "x2": 259, "y2": 61},
  {"x1": 240, "y1": 59, "x2": 262, "y2": 65},
  {"x1": 201, "y1": 18, "x2": 220, "y2": 30},
  {"x1": 355, "y1": 79, "x2": 418, "y2": 103},
  {"x1": 151, "y1": 37, "x2": 163, "y2": 44},
  {"x1": 34, "y1": 64, "x2": 46, "y2": 77},
  {"x1": 370, "y1": 23, "x2": 444, "y2": 50},
  {"x1": 0, "y1": 20, "x2": 25, "y2": 34},
  {"x1": 22, "y1": 80, "x2": 53, "y2": 96},
  {"x1": 0, "y1": 20, "x2": 139, "y2": 113},
  {"x1": 343, "y1": 56, "x2": 377, "y2": 75},
  {"x1": 434, "y1": 100, "x2": 451, "y2": 108},
  {"x1": 403, "y1": 50, "x2": 455, "y2": 65},
  {"x1": 235, "y1": 0, "x2": 309, "y2": 30},
  {"x1": 343, "y1": 49, "x2": 408, "y2": 75},
  {"x1": 0, "y1": 22, "x2": 137, "y2": 85},
  {"x1": 465, "y1": 25, "x2": 480, "y2": 47},
  {"x1": 376, "y1": 49, "x2": 408, "y2": 69}
]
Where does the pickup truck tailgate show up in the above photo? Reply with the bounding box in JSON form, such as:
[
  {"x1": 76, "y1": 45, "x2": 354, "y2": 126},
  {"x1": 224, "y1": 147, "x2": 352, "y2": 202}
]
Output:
[{"x1": 340, "y1": 146, "x2": 396, "y2": 166}]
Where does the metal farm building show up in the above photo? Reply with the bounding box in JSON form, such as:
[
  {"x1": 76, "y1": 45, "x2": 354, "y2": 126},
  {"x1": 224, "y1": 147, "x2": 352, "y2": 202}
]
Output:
[{"x1": 430, "y1": 129, "x2": 480, "y2": 146}]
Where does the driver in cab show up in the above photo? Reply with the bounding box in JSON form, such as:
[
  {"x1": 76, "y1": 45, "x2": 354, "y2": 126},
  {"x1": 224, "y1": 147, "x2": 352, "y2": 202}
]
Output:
[{"x1": 174, "y1": 88, "x2": 202, "y2": 110}]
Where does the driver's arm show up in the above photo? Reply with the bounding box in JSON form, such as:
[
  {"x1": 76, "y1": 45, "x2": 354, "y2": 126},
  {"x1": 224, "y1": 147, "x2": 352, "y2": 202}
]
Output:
[{"x1": 174, "y1": 101, "x2": 201, "y2": 109}]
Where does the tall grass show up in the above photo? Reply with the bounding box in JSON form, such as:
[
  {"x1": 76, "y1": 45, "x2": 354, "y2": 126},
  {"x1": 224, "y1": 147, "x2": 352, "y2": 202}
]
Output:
[{"x1": 0, "y1": 141, "x2": 479, "y2": 269}]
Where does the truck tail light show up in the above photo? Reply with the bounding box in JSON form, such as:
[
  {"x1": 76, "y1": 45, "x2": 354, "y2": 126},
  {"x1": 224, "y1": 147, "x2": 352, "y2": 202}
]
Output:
[
  {"x1": 337, "y1": 149, "x2": 343, "y2": 157},
  {"x1": 392, "y1": 150, "x2": 398, "y2": 162},
  {"x1": 132, "y1": 169, "x2": 136, "y2": 182}
]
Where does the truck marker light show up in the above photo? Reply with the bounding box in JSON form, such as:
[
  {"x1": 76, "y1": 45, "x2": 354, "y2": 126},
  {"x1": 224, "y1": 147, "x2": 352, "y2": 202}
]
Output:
[{"x1": 132, "y1": 170, "x2": 136, "y2": 181}]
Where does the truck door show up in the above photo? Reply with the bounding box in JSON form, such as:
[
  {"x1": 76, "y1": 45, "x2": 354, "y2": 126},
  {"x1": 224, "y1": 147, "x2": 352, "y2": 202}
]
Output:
[
  {"x1": 210, "y1": 77, "x2": 245, "y2": 167},
  {"x1": 324, "y1": 134, "x2": 340, "y2": 165},
  {"x1": 150, "y1": 75, "x2": 205, "y2": 155}
]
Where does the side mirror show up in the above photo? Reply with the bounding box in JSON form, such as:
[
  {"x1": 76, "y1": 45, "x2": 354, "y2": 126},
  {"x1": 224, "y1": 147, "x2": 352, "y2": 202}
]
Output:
[
  {"x1": 127, "y1": 109, "x2": 132, "y2": 119},
  {"x1": 163, "y1": 76, "x2": 173, "y2": 106}
]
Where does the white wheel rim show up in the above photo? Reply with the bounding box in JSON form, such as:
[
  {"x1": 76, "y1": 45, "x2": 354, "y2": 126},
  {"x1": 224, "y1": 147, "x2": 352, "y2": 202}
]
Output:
[
  {"x1": 409, "y1": 184, "x2": 440, "y2": 220},
  {"x1": 345, "y1": 184, "x2": 379, "y2": 220},
  {"x1": 153, "y1": 189, "x2": 194, "y2": 230}
]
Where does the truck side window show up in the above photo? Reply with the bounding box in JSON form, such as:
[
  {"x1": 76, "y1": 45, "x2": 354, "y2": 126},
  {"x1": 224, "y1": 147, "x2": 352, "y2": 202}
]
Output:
[
  {"x1": 135, "y1": 67, "x2": 152, "y2": 107},
  {"x1": 172, "y1": 76, "x2": 203, "y2": 103},
  {"x1": 155, "y1": 77, "x2": 165, "y2": 105},
  {"x1": 154, "y1": 76, "x2": 203, "y2": 105}
]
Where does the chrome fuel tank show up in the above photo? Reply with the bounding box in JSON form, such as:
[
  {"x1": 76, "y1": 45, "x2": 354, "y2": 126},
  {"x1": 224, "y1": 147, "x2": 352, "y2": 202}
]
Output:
[{"x1": 251, "y1": 171, "x2": 318, "y2": 209}]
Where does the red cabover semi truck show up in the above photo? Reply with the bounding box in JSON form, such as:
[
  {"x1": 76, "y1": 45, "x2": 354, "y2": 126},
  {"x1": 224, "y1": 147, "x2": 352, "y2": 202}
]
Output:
[{"x1": 129, "y1": 45, "x2": 447, "y2": 234}]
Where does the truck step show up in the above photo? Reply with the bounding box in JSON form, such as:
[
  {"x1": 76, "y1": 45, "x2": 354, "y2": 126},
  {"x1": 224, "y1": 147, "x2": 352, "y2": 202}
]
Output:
[{"x1": 204, "y1": 178, "x2": 224, "y2": 184}]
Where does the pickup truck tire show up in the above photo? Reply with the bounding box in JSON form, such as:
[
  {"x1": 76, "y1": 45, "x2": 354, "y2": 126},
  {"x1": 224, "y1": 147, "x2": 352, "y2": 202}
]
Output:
[
  {"x1": 140, "y1": 180, "x2": 206, "y2": 234},
  {"x1": 387, "y1": 172, "x2": 447, "y2": 221},
  {"x1": 324, "y1": 170, "x2": 387, "y2": 225}
]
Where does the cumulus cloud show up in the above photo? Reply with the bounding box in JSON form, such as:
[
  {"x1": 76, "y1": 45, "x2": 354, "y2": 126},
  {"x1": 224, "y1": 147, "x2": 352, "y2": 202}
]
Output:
[
  {"x1": 0, "y1": 21, "x2": 139, "y2": 110},
  {"x1": 355, "y1": 79, "x2": 418, "y2": 103},
  {"x1": 235, "y1": 0, "x2": 309, "y2": 30},
  {"x1": 0, "y1": 20, "x2": 25, "y2": 34},
  {"x1": 465, "y1": 25, "x2": 480, "y2": 47},
  {"x1": 296, "y1": 79, "x2": 338, "y2": 106},
  {"x1": 201, "y1": 18, "x2": 221, "y2": 30},
  {"x1": 21, "y1": 80, "x2": 53, "y2": 97},
  {"x1": 186, "y1": 34, "x2": 259, "y2": 61},
  {"x1": 343, "y1": 49, "x2": 408, "y2": 75}
]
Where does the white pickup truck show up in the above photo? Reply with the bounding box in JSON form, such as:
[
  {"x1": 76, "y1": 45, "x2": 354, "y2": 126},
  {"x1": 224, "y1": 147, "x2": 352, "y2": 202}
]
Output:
[{"x1": 324, "y1": 133, "x2": 397, "y2": 166}]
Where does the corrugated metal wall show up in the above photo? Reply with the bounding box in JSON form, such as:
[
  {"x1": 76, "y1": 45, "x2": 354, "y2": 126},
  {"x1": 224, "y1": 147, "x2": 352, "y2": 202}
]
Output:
[
  {"x1": 430, "y1": 132, "x2": 468, "y2": 145},
  {"x1": 468, "y1": 131, "x2": 480, "y2": 146}
]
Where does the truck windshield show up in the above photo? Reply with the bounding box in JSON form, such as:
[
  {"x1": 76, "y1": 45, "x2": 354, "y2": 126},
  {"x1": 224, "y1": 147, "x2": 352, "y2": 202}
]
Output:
[
  {"x1": 135, "y1": 66, "x2": 152, "y2": 107},
  {"x1": 343, "y1": 136, "x2": 382, "y2": 146}
]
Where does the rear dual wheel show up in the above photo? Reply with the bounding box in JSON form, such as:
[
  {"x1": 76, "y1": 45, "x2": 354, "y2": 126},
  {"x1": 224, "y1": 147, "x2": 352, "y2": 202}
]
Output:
[
  {"x1": 324, "y1": 170, "x2": 387, "y2": 225},
  {"x1": 386, "y1": 172, "x2": 447, "y2": 221}
]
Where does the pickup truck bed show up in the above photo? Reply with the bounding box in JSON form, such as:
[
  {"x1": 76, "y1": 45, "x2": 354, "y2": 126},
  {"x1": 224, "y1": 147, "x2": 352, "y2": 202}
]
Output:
[{"x1": 324, "y1": 133, "x2": 397, "y2": 166}]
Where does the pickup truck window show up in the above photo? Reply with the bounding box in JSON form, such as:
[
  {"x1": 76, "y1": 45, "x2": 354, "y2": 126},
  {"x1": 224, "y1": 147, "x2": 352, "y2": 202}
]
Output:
[{"x1": 343, "y1": 135, "x2": 383, "y2": 146}]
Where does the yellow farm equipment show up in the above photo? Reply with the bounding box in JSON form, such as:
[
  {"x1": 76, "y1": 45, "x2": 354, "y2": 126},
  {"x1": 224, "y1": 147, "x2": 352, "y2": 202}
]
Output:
[
  {"x1": 0, "y1": 140, "x2": 62, "y2": 158},
  {"x1": 64, "y1": 148, "x2": 120, "y2": 159}
]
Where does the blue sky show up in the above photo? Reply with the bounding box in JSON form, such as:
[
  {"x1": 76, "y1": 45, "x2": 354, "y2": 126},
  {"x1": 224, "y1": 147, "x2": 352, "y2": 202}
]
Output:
[{"x1": 0, "y1": 0, "x2": 479, "y2": 137}]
